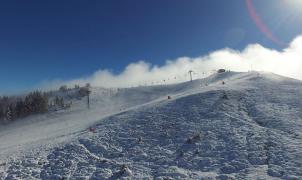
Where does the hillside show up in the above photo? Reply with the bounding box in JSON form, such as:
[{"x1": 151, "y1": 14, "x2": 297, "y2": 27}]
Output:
[{"x1": 1, "y1": 71, "x2": 302, "y2": 179}]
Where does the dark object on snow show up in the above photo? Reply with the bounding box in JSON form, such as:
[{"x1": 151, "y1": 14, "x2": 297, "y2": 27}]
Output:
[
  {"x1": 89, "y1": 127, "x2": 96, "y2": 133},
  {"x1": 222, "y1": 92, "x2": 229, "y2": 100},
  {"x1": 178, "y1": 150, "x2": 184, "y2": 157},
  {"x1": 186, "y1": 137, "x2": 193, "y2": 144},
  {"x1": 192, "y1": 134, "x2": 201, "y2": 141},
  {"x1": 138, "y1": 136, "x2": 142, "y2": 143},
  {"x1": 222, "y1": 81, "x2": 225, "y2": 85},
  {"x1": 118, "y1": 164, "x2": 132, "y2": 176},
  {"x1": 0, "y1": 162, "x2": 6, "y2": 167},
  {"x1": 186, "y1": 133, "x2": 202, "y2": 144},
  {"x1": 217, "y1": 69, "x2": 226, "y2": 73},
  {"x1": 168, "y1": 96, "x2": 172, "y2": 99}
]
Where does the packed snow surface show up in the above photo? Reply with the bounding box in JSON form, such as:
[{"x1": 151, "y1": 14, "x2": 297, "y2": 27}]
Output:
[{"x1": 1, "y1": 71, "x2": 302, "y2": 179}]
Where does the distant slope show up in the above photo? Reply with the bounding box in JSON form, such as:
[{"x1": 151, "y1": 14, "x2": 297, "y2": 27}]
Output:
[
  {"x1": 1, "y1": 71, "x2": 302, "y2": 179},
  {"x1": 0, "y1": 71, "x2": 239, "y2": 159}
]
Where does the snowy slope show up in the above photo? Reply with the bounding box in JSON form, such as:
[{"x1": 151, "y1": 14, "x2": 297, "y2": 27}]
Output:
[
  {"x1": 0, "y1": 71, "x2": 235, "y2": 159},
  {"x1": 1, "y1": 71, "x2": 302, "y2": 179}
]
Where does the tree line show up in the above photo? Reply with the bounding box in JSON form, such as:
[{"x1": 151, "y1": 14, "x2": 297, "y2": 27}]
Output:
[
  {"x1": 0, "y1": 91, "x2": 48, "y2": 123},
  {"x1": 0, "y1": 84, "x2": 92, "y2": 124}
]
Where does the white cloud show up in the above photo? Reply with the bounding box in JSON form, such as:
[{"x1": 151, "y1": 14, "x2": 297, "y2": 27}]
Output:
[{"x1": 42, "y1": 35, "x2": 302, "y2": 90}]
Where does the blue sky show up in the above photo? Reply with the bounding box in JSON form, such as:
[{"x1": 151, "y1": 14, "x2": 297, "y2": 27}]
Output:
[{"x1": 0, "y1": 0, "x2": 301, "y2": 94}]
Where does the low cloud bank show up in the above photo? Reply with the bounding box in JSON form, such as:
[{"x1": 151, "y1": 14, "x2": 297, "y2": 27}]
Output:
[{"x1": 43, "y1": 35, "x2": 302, "y2": 89}]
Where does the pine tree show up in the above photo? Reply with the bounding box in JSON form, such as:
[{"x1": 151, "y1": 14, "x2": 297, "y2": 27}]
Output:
[
  {"x1": 59, "y1": 85, "x2": 68, "y2": 92},
  {"x1": 6, "y1": 106, "x2": 12, "y2": 121},
  {"x1": 15, "y1": 99, "x2": 26, "y2": 118}
]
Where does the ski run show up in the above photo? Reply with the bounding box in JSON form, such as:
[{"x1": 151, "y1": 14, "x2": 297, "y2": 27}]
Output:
[{"x1": 1, "y1": 71, "x2": 302, "y2": 179}]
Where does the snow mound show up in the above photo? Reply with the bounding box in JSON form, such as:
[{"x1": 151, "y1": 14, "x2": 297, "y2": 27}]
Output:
[{"x1": 1, "y1": 71, "x2": 302, "y2": 179}]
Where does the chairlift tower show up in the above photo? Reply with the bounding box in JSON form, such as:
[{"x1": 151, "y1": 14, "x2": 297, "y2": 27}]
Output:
[
  {"x1": 87, "y1": 88, "x2": 91, "y2": 109},
  {"x1": 188, "y1": 70, "x2": 193, "y2": 82}
]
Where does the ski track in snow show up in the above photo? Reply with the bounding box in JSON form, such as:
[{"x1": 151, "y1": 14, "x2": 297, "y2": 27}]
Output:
[{"x1": 1, "y1": 72, "x2": 302, "y2": 179}]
